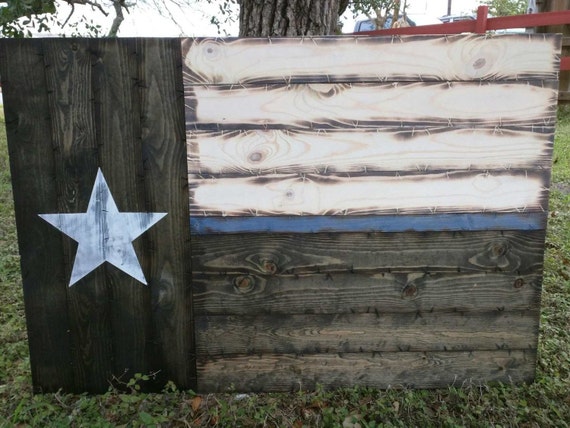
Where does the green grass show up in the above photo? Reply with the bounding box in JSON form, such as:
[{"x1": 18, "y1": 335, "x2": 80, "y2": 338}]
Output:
[{"x1": 0, "y1": 106, "x2": 569, "y2": 427}]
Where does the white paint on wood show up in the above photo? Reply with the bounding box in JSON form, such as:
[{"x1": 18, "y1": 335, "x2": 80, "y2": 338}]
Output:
[
  {"x1": 189, "y1": 172, "x2": 544, "y2": 216},
  {"x1": 183, "y1": 35, "x2": 559, "y2": 84},
  {"x1": 188, "y1": 128, "x2": 551, "y2": 174},
  {"x1": 39, "y1": 169, "x2": 167, "y2": 286},
  {"x1": 188, "y1": 82, "x2": 555, "y2": 128}
]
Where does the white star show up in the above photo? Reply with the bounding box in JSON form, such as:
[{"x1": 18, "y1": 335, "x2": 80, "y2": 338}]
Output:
[{"x1": 39, "y1": 169, "x2": 167, "y2": 287}]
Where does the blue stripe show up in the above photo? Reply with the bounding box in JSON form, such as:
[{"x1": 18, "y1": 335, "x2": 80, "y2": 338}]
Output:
[{"x1": 190, "y1": 213, "x2": 546, "y2": 235}]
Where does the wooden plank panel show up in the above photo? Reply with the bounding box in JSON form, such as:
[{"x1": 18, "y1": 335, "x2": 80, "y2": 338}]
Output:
[
  {"x1": 187, "y1": 128, "x2": 553, "y2": 174},
  {"x1": 197, "y1": 350, "x2": 537, "y2": 392},
  {"x1": 195, "y1": 311, "x2": 538, "y2": 356},
  {"x1": 42, "y1": 39, "x2": 114, "y2": 393},
  {"x1": 193, "y1": 272, "x2": 541, "y2": 316},
  {"x1": 185, "y1": 82, "x2": 557, "y2": 130},
  {"x1": 191, "y1": 230, "x2": 546, "y2": 275},
  {"x1": 189, "y1": 170, "x2": 547, "y2": 216},
  {"x1": 137, "y1": 39, "x2": 196, "y2": 389},
  {"x1": 90, "y1": 39, "x2": 155, "y2": 387},
  {"x1": 190, "y1": 213, "x2": 547, "y2": 234},
  {"x1": 181, "y1": 34, "x2": 560, "y2": 84},
  {"x1": 0, "y1": 39, "x2": 75, "y2": 392}
]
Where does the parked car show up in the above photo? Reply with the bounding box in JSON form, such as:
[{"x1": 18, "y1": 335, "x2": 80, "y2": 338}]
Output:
[
  {"x1": 354, "y1": 14, "x2": 442, "y2": 32},
  {"x1": 438, "y1": 14, "x2": 476, "y2": 23}
]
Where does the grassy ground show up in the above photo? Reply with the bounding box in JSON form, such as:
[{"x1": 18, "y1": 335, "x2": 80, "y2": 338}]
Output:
[{"x1": 0, "y1": 106, "x2": 569, "y2": 427}]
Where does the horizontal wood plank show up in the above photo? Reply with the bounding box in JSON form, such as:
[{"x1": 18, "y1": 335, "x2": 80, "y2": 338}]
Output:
[
  {"x1": 182, "y1": 34, "x2": 560, "y2": 84},
  {"x1": 185, "y1": 81, "x2": 557, "y2": 130},
  {"x1": 192, "y1": 272, "x2": 541, "y2": 316},
  {"x1": 195, "y1": 311, "x2": 538, "y2": 356},
  {"x1": 189, "y1": 171, "x2": 547, "y2": 216},
  {"x1": 190, "y1": 213, "x2": 547, "y2": 234},
  {"x1": 187, "y1": 128, "x2": 553, "y2": 174},
  {"x1": 196, "y1": 350, "x2": 537, "y2": 392},
  {"x1": 191, "y1": 230, "x2": 545, "y2": 275}
]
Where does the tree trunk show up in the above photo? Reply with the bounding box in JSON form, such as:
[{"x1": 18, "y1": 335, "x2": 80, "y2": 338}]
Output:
[{"x1": 239, "y1": 0, "x2": 343, "y2": 37}]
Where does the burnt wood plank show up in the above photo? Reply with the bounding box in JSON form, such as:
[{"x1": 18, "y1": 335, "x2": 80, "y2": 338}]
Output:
[
  {"x1": 191, "y1": 230, "x2": 545, "y2": 275},
  {"x1": 196, "y1": 349, "x2": 537, "y2": 392},
  {"x1": 90, "y1": 38, "x2": 155, "y2": 387},
  {"x1": 189, "y1": 170, "x2": 548, "y2": 217},
  {"x1": 185, "y1": 81, "x2": 557, "y2": 130},
  {"x1": 137, "y1": 39, "x2": 196, "y2": 389},
  {"x1": 195, "y1": 310, "x2": 539, "y2": 356},
  {"x1": 187, "y1": 127, "x2": 554, "y2": 175},
  {"x1": 42, "y1": 39, "x2": 114, "y2": 393},
  {"x1": 0, "y1": 39, "x2": 75, "y2": 392},
  {"x1": 193, "y1": 271, "x2": 542, "y2": 316},
  {"x1": 182, "y1": 34, "x2": 560, "y2": 84}
]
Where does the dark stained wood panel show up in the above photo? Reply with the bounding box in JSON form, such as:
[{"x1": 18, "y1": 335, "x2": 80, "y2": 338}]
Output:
[
  {"x1": 136, "y1": 38, "x2": 197, "y2": 389},
  {"x1": 0, "y1": 39, "x2": 75, "y2": 392},
  {"x1": 187, "y1": 127, "x2": 554, "y2": 175},
  {"x1": 43, "y1": 39, "x2": 113, "y2": 393},
  {"x1": 193, "y1": 272, "x2": 542, "y2": 316},
  {"x1": 197, "y1": 349, "x2": 537, "y2": 392},
  {"x1": 0, "y1": 38, "x2": 195, "y2": 393},
  {"x1": 182, "y1": 34, "x2": 560, "y2": 85},
  {"x1": 196, "y1": 311, "x2": 538, "y2": 356},
  {"x1": 191, "y1": 230, "x2": 546, "y2": 275},
  {"x1": 185, "y1": 81, "x2": 557, "y2": 130},
  {"x1": 189, "y1": 170, "x2": 548, "y2": 217}
]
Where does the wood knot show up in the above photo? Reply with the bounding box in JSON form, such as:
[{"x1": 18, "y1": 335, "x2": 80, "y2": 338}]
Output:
[
  {"x1": 262, "y1": 260, "x2": 278, "y2": 274},
  {"x1": 233, "y1": 275, "x2": 255, "y2": 293},
  {"x1": 472, "y1": 57, "x2": 486, "y2": 70},
  {"x1": 402, "y1": 284, "x2": 418, "y2": 299},
  {"x1": 491, "y1": 242, "x2": 508, "y2": 258},
  {"x1": 513, "y1": 278, "x2": 525, "y2": 289},
  {"x1": 248, "y1": 151, "x2": 263, "y2": 163}
]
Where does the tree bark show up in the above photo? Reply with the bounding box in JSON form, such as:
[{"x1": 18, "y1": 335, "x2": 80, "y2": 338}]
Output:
[{"x1": 239, "y1": 0, "x2": 343, "y2": 37}]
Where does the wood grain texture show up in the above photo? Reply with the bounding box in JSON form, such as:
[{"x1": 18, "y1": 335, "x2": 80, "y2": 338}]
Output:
[
  {"x1": 185, "y1": 81, "x2": 557, "y2": 130},
  {"x1": 196, "y1": 349, "x2": 537, "y2": 392},
  {"x1": 195, "y1": 311, "x2": 538, "y2": 356},
  {"x1": 182, "y1": 34, "x2": 560, "y2": 84},
  {"x1": 189, "y1": 170, "x2": 547, "y2": 216},
  {"x1": 191, "y1": 230, "x2": 546, "y2": 275},
  {"x1": 43, "y1": 39, "x2": 113, "y2": 393},
  {"x1": 193, "y1": 272, "x2": 541, "y2": 316},
  {"x1": 0, "y1": 39, "x2": 75, "y2": 392},
  {"x1": 136, "y1": 39, "x2": 196, "y2": 389},
  {"x1": 187, "y1": 127, "x2": 554, "y2": 174},
  {"x1": 90, "y1": 38, "x2": 154, "y2": 389},
  {"x1": 2, "y1": 39, "x2": 195, "y2": 393}
]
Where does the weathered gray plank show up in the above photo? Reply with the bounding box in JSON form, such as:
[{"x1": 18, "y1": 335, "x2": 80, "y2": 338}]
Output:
[
  {"x1": 189, "y1": 170, "x2": 548, "y2": 217},
  {"x1": 185, "y1": 81, "x2": 557, "y2": 130},
  {"x1": 195, "y1": 310, "x2": 538, "y2": 356},
  {"x1": 191, "y1": 230, "x2": 545, "y2": 275},
  {"x1": 0, "y1": 39, "x2": 75, "y2": 392},
  {"x1": 182, "y1": 34, "x2": 560, "y2": 84},
  {"x1": 43, "y1": 39, "x2": 113, "y2": 393},
  {"x1": 193, "y1": 271, "x2": 541, "y2": 316},
  {"x1": 196, "y1": 349, "x2": 537, "y2": 392},
  {"x1": 187, "y1": 127, "x2": 554, "y2": 175}
]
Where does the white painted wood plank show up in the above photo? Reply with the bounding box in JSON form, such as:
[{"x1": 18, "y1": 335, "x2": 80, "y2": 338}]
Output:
[
  {"x1": 182, "y1": 35, "x2": 559, "y2": 84},
  {"x1": 186, "y1": 82, "x2": 556, "y2": 128},
  {"x1": 189, "y1": 172, "x2": 545, "y2": 216},
  {"x1": 187, "y1": 128, "x2": 552, "y2": 174}
]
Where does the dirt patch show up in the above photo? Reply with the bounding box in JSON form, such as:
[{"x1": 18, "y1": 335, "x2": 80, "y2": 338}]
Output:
[{"x1": 552, "y1": 182, "x2": 570, "y2": 195}]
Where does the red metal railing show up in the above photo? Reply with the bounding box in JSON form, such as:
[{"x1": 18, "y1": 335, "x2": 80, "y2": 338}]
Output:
[{"x1": 352, "y1": 5, "x2": 570, "y2": 70}]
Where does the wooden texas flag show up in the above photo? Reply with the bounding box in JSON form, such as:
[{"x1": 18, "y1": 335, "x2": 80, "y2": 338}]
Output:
[{"x1": 0, "y1": 34, "x2": 560, "y2": 393}]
